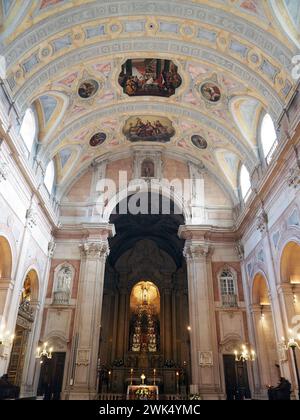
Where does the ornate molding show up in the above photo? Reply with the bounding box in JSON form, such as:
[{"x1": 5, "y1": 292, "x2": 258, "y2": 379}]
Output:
[
  {"x1": 287, "y1": 166, "x2": 300, "y2": 189},
  {"x1": 26, "y1": 208, "x2": 37, "y2": 228},
  {"x1": 76, "y1": 349, "x2": 90, "y2": 366},
  {"x1": 235, "y1": 240, "x2": 244, "y2": 261},
  {"x1": 198, "y1": 350, "x2": 213, "y2": 367},
  {"x1": 48, "y1": 240, "x2": 56, "y2": 258},
  {"x1": 0, "y1": 160, "x2": 8, "y2": 182},
  {"x1": 79, "y1": 240, "x2": 109, "y2": 259},
  {"x1": 256, "y1": 211, "x2": 268, "y2": 233}
]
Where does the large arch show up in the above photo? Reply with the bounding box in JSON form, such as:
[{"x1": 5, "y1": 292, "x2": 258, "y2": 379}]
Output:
[{"x1": 280, "y1": 241, "x2": 300, "y2": 286}]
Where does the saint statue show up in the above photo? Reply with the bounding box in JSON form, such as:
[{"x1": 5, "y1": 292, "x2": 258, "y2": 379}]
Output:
[{"x1": 56, "y1": 266, "x2": 72, "y2": 292}]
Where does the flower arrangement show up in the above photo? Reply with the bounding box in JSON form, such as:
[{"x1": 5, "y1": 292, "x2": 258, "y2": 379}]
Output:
[
  {"x1": 135, "y1": 387, "x2": 150, "y2": 399},
  {"x1": 189, "y1": 393, "x2": 202, "y2": 400}
]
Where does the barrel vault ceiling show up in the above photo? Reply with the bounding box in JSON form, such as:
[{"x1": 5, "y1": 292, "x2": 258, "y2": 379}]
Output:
[{"x1": 0, "y1": 0, "x2": 299, "y2": 203}]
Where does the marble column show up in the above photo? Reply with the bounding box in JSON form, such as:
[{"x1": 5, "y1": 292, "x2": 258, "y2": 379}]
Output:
[
  {"x1": 182, "y1": 238, "x2": 221, "y2": 398},
  {"x1": 67, "y1": 226, "x2": 114, "y2": 400},
  {"x1": 115, "y1": 287, "x2": 127, "y2": 360}
]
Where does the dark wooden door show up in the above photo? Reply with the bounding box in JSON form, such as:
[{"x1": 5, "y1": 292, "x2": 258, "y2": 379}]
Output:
[
  {"x1": 7, "y1": 325, "x2": 29, "y2": 386},
  {"x1": 38, "y1": 352, "x2": 66, "y2": 400},
  {"x1": 223, "y1": 355, "x2": 251, "y2": 400}
]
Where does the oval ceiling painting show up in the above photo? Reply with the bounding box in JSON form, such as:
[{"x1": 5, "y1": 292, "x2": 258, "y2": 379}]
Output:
[
  {"x1": 78, "y1": 79, "x2": 99, "y2": 99},
  {"x1": 123, "y1": 116, "x2": 175, "y2": 143},
  {"x1": 191, "y1": 135, "x2": 208, "y2": 149},
  {"x1": 200, "y1": 82, "x2": 221, "y2": 103},
  {"x1": 89, "y1": 132, "x2": 107, "y2": 147},
  {"x1": 119, "y1": 58, "x2": 182, "y2": 98}
]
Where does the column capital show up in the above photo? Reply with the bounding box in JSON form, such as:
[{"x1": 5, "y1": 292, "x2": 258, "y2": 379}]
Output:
[
  {"x1": 183, "y1": 241, "x2": 213, "y2": 261},
  {"x1": 79, "y1": 240, "x2": 110, "y2": 259}
]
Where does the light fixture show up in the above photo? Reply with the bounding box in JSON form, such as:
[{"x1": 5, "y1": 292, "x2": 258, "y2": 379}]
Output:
[
  {"x1": 282, "y1": 329, "x2": 300, "y2": 400},
  {"x1": 36, "y1": 342, "x2": 53, "y2": 361},
  {"x1": 0, "y1": 324, "x2": 14, "y2": 358},
  {"x1": 234, "y1": 344, "x2": 256, "y2": 362},
  {"x1": 260, "y1": 305, "x2": 265, "y2": 320}
]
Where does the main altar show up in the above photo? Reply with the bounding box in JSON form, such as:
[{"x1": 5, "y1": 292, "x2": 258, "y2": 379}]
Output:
[{"x1": 127, "y1": 385, "x2": 159, "y2": 400}]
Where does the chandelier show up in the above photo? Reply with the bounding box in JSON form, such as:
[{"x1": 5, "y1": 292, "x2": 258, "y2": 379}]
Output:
[
  {"x1": 234, "y1": 344, "x2": 256, "y2": 362},
  {"x1": 36, "y1": 342, "x2": 53, "y2": 360}
]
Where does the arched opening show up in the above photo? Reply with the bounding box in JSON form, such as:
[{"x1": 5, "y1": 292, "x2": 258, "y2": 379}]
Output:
[
  {"x1": 240, "y1": 164, "x2": 251, "y2": 202},
  {"x1": 98, "y1": 193, "x2": 190, "y2": 398},
  {"x1": 0, "y1": 236, "x2": 12, "y2": 318},
  {"x1": 20, "y1": 108, "x2": 36, "y2": 152},
  {"x1": 280, "y1": 241, "x2": 300, "y2": 398},
  {"x1": 252, "y1": 273, "x2": 279, "y2": 395},
  {"x1": 260, "y1": 113, "x2": 277, "y2": 164},
  {"x1": 129, "y1": 281, "x2": 160, "y2": 353},
  {"x1": 280, "y1": 240, "x2": 300, "y2": 322},
  {"x1": 7, "y1": 270, "x2": 39, "y2": 387},
  {"x1": 44, "y1": 160, "x2": 55, "y2": 194}
]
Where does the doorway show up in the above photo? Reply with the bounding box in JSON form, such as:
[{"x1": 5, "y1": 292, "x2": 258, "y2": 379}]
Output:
[
  {"x1": 37, "y1": 352, "x2": 66, "y2": 400},
  {"x1": 223, "y1": 355, "x2": 251, "y2": 400}
]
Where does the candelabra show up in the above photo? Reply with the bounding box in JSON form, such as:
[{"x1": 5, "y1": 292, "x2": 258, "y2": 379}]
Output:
[
  {"x1": 36, "y1": 342, "x2": 53, "y2": 361},
  {"x1": 281, "y1": 330, "x2": 300, "y2": 400},
  {"x1": 234, "y1": 344, "x2": 256, "y2": 362}
]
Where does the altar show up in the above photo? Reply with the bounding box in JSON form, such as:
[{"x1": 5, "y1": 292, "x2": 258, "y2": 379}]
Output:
[{"x1": 127, "y1": 385, "x2": 159, "y2": 400}]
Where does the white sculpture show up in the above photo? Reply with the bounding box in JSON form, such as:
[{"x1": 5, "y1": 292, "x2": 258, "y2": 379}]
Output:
[{"x1": 56, "y1": 265, "x2": 72, "y2": 292}]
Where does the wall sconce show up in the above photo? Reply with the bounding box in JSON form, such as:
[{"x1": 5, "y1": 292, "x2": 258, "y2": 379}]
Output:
[
  {"x1": 281, "y1": 329, "x2": 300, "y2": 400},
  {"x1": 0, "y1": 324, "x2": 14, "y2": 358},
  {"x1": 260, "y1": 305, "x2": 265, "y2": 320}
]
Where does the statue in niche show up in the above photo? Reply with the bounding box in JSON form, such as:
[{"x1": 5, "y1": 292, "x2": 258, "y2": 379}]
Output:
[
  {"x1": 56, "y1": 265, "x2": 72, "y2": 293},
  {"x1": 141, "y1": 159, "x2": 155, "y2": 178}
]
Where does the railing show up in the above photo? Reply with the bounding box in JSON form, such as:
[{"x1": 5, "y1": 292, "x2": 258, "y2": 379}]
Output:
[
  {"x1": 98, "y1": 393, "x2": 186, "y2": 400},
  {"x1": 98, "y1": 393, "x2": 124, "y2": 400},
  {"x1": 221, "y1": 294, "x2": 238, "y2": 308}
]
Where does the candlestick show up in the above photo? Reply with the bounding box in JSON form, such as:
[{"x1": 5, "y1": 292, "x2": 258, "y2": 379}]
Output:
[
  {"x1": 153, "y1": 368, "x2": 156, "y2": 385},
  {"x1": 130, "y1": 368, "x2": 133, "y2": 385}
]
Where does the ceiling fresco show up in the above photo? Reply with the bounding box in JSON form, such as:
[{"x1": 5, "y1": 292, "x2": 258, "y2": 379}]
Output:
[{"x1": 0, "y1": 0, "x2": 299, "y2": 201}]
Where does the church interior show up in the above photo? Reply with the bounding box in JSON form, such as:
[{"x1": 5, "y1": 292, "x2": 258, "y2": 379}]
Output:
[{"x1": 0, "y1": 0, "x2": 300, "y2": 401}]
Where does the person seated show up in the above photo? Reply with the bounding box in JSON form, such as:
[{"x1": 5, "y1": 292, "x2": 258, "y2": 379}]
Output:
[{"x1": 268, "y1": 377, "x2": 291, "y2": 400}]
